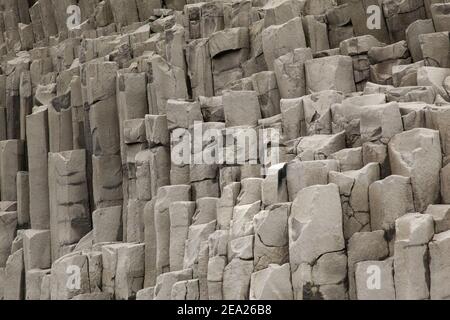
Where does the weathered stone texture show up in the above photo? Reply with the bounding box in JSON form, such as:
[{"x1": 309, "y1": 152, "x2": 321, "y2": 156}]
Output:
[{"x1": 2, "y1": 0, "x2": 450, "y2": 302}]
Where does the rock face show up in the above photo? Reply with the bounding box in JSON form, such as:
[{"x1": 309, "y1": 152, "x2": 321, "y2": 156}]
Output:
[
  {"x1": 3, "y1": 0, "x2": 450, "y2": 302},
  {"x1": 289, "y1": 184, "x2": 347, "y2": 300},
  {"x1": 394, "y1": 212, "x2": 434, "y2": 300},
  {"x1": 329, "y1": 163, "x2": 380, "y2": 240},
  {"x1": 305, "y1": 55, "x2": 356, "y2": 94},
  {"x1": 388, "y1": 128, "x2": 442, "y2": 212}
]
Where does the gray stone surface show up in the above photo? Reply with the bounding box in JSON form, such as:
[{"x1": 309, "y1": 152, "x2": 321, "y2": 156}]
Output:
[{"x1": 3, "y1": 0, "x2": 450, "y2": 301}]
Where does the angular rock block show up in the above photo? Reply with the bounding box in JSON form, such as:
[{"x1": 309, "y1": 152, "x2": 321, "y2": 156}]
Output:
[
  {"x1": 92, "y1": 206, "x2": 122, "y2": 243},
  {"x1": 124, "y1": 119, "x2": 146, "y2": 144},
  {"x1": 368, "y1": 40, "x2": 410, "y2": 64},
  {"x1": 143, "y1": 199, "x2": 156, "y2": 287},
  {"x1": 199, "y1": 96, "x2": 225, "y2": 123},
  {"x1": 92, "y1": 155, "x2": 123, "y2": 209},
  {"x1": 389, "y1": 128, "x2": 442, "y2": 212},
  {"x1": 223, "y1": 91, "x2": 262, "y2": 127},
  {"x1": 207, "y1": 254, "x2": 226, "y2": 300},
  {"x1": 0, "y1": 211, "x2": 17, "y2": 267},
  {"x1": 262, "y1": 163, "x2": 288, "y2": 207},
  {"x1": 399, "y1": 102, "x2": 427, "y2": 131},
  {"x1": 166, "y1": 99, "x2": 203, "y2": 131},
  {"x1": 254, "y1": 203, "x2": 289, "y2": 271},
  {"x1": 126, "y1": 199, "x2": 146, "y2": 243},
  {"x1": 186, "y1": 38, "x2": 214, "y2": 99},
  {"x1": 48, "y1": 103, "x2": 73, "y2": 154},
  {"x1": 383, "y1": 0, "x2": 427, "y2": 42},
  {"x1": 0, "y1": 267, "x2": 4, "y2": 299},
  {"x1": 172, "y1": 279, "x2": 200, "y2": 300},
  {"x1": 116, "y1": 72, "x2": 148, "y2": 155},
  {"x1": 155, "y1": 185, "x2": 191, "y2": 275},
  {"x1": 441, "y1": 164, "x2": 450, "y2": 204},
  {"x1": 332, "y1": 93, "x2": 387, "y2": 147},
  {"x1": 26, "y1": 268, "x2": 50, "y2": 300},
  {"x1": 330, "y1": 147, "x2": 363, "y2": 171},
  {"x1": 368, "y1": 40, "x2": 412, "y2": 85},
  {"x1": 394, "y1": 212, "x2": 434, "y2": 300},
  {"x1": 417, "y1": 66, "x2": 450, "y2": 100},
  {"x1": 274, "y1": 48, "x2": 313, "y2": 99},
  {"x1": 170, "y1": 129, "x2": 191, "y2": 185},
  {"x1": 263, "y1": 0, "x2": 302, "y2": 26},
  {"x1": 230, "y1": 201, "x2": 261, "y2": 240},
  {"x1": 426, "y1": 205, "x2": 450, "y2": 233},
  {"x1": 150, "y1": 147, "x2": 171, "y2": 198},
  {"x1": 217, "y1": 182, "x2": 240, "y2": 230},
  {"x1": 0, "y1": 140, "x2": 24, "y2": 201},
  {"x1": 355, "y1": 258, "x2": 396, "y2": 300},
  {"x1": 136, "y1": 0, "x2": 161, "y2": 20},
  {"x1": 16, "y1": 171, "x2": 29, "y2": 227},
  {"x1": 151, "y1": 55, "x2": 188, "y2": 114},
  {"x1": 406, "y1": 19, "x2": 435, "y2": 62},
  {"x1": 339, "y1": 0, "x2": 389, "y2": 41},
  {"x1": 329, "y1": 163, "x2": 380, "y2": 240},
  {"x1": 3, "y1": 248, "x2": 24, "y2": 300},
  {"x1": 154, "y1": 268, "x2": 192, "y2": 300},
  {"x1": 424, "y1": 106, "x2": 450, "y2": 165},
  {"x1": 192, "y1": 198, "x2": 218, "y2": 226},
  {"x1": 419, "y1": 32, "x2": 450, "y2": 68},
  {"x1": 286, "y1": 159, "x2": 339, "y2": 201},
  {"x1": 295, "y1": 131, "x2": 346, "y2": 161},
  {"x1": 83, "y1": 62, "x2": 118, "y2": 106},
  {"x1": 250, "y1": 263, "x2": 293, "y2": 300},
  {"x1": 207, "y1": 232, "x2": 228, "y2": 299},
  {"x1": 102, "y1": 243, "x2": 145, "y2": 300},
  {"x1": 341, "y1": 35, "x2": 385, "y2": 90},
  {"x1": 222, "y1": 258, "x2": 254, "y2": 300},
  {"x1": 359, "y1": 102, "x2": 404, "y2": 145},
  {"x1": 136, "y1": 287, "x2": 155, "y2": 300},
  {"x1": 289, "y1": 184, "x2": 347, "y2": 300},
  {"x1": 228, "y1": 235, "x2": 253, "y2": 262},
  {"x1": 369, "y1": 175, "x2": 415, "y2": 249},
  {"x1": 38, "y1": 0, "x2": 58, "y2": 38},
  {"x1": 326, "y1": 4, "x2": 355, "y2": 49},
  {"x1": 280, "y1": 98, "x2": 305, "y2": 140},
  {"x1": 183, "y1": 220, "x2": 216, "y2": 273},
  {"x1": 109, "y1": 0, "x2": 139, "y2": 27},
  {"x1": 392, "y1": 61, "x2": 425, "y2": 87},
  {"x1": 431, "y1": 3, "x2": 450, "y2": 32},
  {"x1": 362, "y1": 142, "x2": 391, "y2": 178},
  {"x1": 11, "y1": 231, "x2": 23, "y2": 254},
  {"x1": 347, "y1": 231, "x2": 389, "y2": 300},
  {"x1": 23, "y1": 229, "x2": 51, "y2": 272},
  {"x1": 169, "y1": 201, "x2": 195, "y2": 271},
  {"x1": 429, "y1": 230, "x2": 450, "y2": 300},
  {"x1": 48, "y1": 150, "x2": 91, "y2": 261},
  {"x1": 145, "y1": 115, "x2": 169, "y2": 147},
  {"x1": 305, "y1": 55, "x2": 356, "y2": 94},
  {"x1": 209, "y1": 27, "x2": 249, "y2": 94},
  {"x1": 262, "y1": 17, "x2": 306, "y2": 70},
  {"x1": 52, "y1": 251, "x2": 102, "y2": 300},
  {"x1": 302, "y1": 15, "x2": 329, "y2": 53},
  {"x1": 251, "y1": 71, "x2": 281, "y2": 118},
  {"x1": 303, "y1": 90, "x2": 344, "y2": 135}
]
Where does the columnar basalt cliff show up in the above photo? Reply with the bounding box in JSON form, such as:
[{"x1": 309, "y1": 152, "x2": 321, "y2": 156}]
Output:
[{"x1": 1, "y1": 0, "x2": 450, "y2": 300}]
